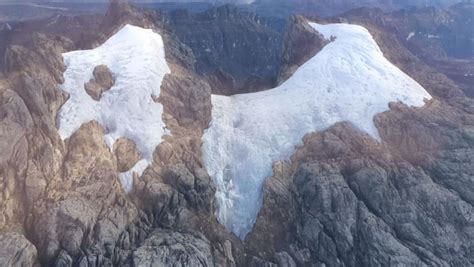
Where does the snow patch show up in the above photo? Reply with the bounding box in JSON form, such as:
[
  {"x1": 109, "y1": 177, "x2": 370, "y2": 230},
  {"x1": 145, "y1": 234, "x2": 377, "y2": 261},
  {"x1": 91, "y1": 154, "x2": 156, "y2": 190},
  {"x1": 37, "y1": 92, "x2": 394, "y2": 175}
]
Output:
[
  {"x1": 407, "y1": 32, "x2": 415, "y2": 40},
  {"x1": 202, "y1": 22, "x2": 432, "y2": 239},
  {"x1": 57, "y1": 24, "x2": 171, "y2": 191},
  {"x1": 427, "y1": 34, "x2": 440, "y2": 39}
]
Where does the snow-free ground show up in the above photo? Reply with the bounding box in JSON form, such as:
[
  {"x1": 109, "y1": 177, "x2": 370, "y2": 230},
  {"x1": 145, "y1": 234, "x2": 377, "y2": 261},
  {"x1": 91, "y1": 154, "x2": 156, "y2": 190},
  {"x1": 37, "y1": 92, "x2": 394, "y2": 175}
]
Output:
[
  {"x1": 57, "y1": 24, "x2": 171, "y2": 191},
  {"x1": 202, "y1": 22, "x2": 432, "y2": 239}
]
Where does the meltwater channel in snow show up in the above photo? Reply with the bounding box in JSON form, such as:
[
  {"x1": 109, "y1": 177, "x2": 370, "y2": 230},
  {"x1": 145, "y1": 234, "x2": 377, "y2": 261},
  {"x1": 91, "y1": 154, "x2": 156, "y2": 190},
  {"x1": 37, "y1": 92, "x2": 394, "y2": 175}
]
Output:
[
  {"x1": 57, "y1": 24, "x2": 171, "y2": 191},
  {"x1": 202, "y1": 22, "x2": 432, "y2": 239}
]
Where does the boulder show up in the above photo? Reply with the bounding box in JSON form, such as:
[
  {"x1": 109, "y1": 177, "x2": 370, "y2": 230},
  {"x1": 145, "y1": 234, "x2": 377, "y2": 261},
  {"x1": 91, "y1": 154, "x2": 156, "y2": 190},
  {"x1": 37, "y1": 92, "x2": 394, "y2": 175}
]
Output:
[
  {"x1": 114, "y1": 137, "x2": 141, "y2": 172},
  {"x1": 84, "y1": 65, "x2": 114, "y2": 101}
]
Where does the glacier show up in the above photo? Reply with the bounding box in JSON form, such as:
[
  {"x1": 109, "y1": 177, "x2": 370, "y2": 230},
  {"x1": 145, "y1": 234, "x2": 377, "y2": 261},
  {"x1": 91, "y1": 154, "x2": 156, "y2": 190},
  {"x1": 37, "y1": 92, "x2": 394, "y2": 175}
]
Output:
[
  {"x1": 202, "y1": 22, "x2": 432, "y2": 239},
  {"x1": 57, "y1": 24, "x2": 171, "y2": 191}
]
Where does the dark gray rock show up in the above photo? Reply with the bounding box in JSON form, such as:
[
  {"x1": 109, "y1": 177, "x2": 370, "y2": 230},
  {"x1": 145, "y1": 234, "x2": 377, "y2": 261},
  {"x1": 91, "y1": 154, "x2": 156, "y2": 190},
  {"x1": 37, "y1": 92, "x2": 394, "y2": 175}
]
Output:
[
  {"x1": 274, "y1": 252, "x2": 296, "y2": 267},
  {"x1": 132, "y1": 229, "x2": 214, "y2": 267},
  {"x1": 0, "y1": 232, "x2": 38, "y2": 267},
  {"x1": 165, "y1": 5, "x2": 283, "y2": 95},
  {"x1": 278, "y1": 15, "x2": 328, "y2": 84}
]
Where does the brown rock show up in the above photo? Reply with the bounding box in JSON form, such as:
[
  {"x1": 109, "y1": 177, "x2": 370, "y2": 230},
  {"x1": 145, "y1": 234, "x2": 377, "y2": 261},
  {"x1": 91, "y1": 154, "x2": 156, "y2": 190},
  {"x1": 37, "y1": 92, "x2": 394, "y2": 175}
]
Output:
[
  {"x1": 63, "y1": 121, "x2": 115, "y2": 183},
  {"x1": 0, "y1": 89, "x2": 32, "y2": 228},
  {"x1": 84, "y1": 64, "x2": 114, "y2": 101},
  {"x1": 84, "y1": 81, "x2": 102, "y2": 101},
  {"x1": 160, "y1": 73, "x2": 212, "y2": 130},
  {"x1": 114, "y1": 137, "x2": 141, "y2": 172},
  {"x1": 278, "y1": 15, "x2": 328, "y2": 84},
  {"x1": 93, "y1": 64, "x2": 115, "y2": 89}
]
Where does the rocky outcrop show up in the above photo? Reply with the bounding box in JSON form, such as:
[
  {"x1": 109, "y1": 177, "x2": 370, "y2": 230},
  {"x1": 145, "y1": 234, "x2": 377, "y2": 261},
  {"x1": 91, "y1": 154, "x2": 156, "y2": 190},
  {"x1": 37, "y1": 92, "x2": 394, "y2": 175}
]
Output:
[
  {"x1": 0, "y1": 232, "x2": 38, "y2": 267},
  {"x1": 0, "y1": 88, "x2": 31, "y2": 229},
  {"x1": 159, "y1": 73, "x2": 212, "y2": 130},
  {"x1": 114, "y1": 137, "x2": 141, "y2": 172},
  {"x1": 84, "y1": 64, "x2": 115, "y2": 101},
  {"x1": 132, "y1": 229, "x2": 214, "y2": 267},
  {"x1": 278, "y1": 15, "x2": 328, "y2": 84}
]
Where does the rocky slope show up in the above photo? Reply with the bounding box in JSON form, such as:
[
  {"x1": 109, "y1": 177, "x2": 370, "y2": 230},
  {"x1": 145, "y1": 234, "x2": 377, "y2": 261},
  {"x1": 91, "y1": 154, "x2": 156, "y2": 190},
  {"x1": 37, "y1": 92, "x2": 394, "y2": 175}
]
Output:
[
  {"x1": 0, "y1": 1, "x2": 473, "y2": 267},
  {"x1": 164, "y1": 5, "x2": 284, "y2": 95}
]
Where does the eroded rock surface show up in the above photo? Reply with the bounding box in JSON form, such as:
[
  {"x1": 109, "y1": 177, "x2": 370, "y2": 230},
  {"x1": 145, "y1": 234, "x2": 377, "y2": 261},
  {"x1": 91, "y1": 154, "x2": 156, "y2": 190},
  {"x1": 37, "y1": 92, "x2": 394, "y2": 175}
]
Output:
[
  {"x1": 133, "y1": 229, "x2": 214, "y2": 267},
  {"x1": 278, "y1": 15, "x2": 328, "y2": 83},
  {"x1": 114, "y1": 137, "x2": 141, "y2": 172},
  {"x1": 0, "y1": 232, "x2": 38, "y2": 267},
  {"x1": 84, "y1": 64, "x2": 115, "y2": 101},
  {"x1": 165, "y1": 5, "x2": 284, "y2": 95}
]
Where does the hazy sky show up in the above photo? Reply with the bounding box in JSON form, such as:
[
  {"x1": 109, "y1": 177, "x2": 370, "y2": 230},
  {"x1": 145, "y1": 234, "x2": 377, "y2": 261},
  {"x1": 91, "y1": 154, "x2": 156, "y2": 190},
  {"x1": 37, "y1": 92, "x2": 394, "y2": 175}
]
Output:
[
  {"x1": 0, "y1": 0, "x2": 464, "y2": 6},
  {"x1": 0, "y1": 0, "x2": 254, "y2": 3}
]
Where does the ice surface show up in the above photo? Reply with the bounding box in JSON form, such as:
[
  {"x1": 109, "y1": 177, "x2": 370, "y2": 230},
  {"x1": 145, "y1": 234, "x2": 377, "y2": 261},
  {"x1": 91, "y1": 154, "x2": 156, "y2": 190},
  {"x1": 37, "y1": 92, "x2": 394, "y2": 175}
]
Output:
[
  {"x1": 202, "y1": 22, "x2": 432, "y2": 239},
  {"x1": 57, "y1": 24, "x2": 171, "y2": 190}
]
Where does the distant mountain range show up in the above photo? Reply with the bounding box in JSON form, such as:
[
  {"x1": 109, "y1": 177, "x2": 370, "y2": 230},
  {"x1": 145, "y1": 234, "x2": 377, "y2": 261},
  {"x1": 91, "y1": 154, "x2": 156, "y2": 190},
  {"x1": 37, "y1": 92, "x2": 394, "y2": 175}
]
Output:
[{"x1": 0, "y1": 0, "x2": 468, "y2": 6}]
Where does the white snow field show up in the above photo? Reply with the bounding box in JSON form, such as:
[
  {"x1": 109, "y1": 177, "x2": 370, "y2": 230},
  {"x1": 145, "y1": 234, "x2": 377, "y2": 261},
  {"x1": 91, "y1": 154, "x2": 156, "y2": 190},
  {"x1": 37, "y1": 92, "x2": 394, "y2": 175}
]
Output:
[
  {"x1": 57, "y1": 24, "x2": 171, "y2": 191},
  {"x1": 202, "y1": 22, "x2": 432, "y2": 239}
]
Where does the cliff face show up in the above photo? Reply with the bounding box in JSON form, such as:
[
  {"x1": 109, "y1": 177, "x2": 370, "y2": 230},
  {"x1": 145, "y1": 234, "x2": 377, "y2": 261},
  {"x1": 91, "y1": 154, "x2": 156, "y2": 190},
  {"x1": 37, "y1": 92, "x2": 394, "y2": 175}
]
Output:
[
  {"x1": 0, "y1": 2, "x2": 473, "y2": 267},
  {"x1": 164, "y1": 5, "x2": 284, "y2": 95}
]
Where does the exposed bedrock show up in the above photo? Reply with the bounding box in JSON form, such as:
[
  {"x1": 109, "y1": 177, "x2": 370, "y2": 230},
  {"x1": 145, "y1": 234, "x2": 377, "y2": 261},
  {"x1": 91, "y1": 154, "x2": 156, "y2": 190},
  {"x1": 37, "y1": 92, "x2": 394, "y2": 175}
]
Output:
[
  {"x1": 132, "y1": 229, "x2": 214, "y2": 267},
  {"x1": 278, "y1": 15, "x2": 329, "y2": 84},
  {"x1": 0, "y1": 232, "x2": 38, "y2": 266},
  {"x1": 164, "y1": 5, "x2": 284, "y2": 95},
  {"x1": 84, "y1": 64, "x2": 115, "y2": 101}
]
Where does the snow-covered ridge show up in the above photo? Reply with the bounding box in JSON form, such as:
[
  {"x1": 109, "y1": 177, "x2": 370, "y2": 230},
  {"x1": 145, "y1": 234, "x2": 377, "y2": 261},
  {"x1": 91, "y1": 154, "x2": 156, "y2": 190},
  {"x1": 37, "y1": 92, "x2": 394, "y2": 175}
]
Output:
[
  {"x1": 57, "y1": 24, "x2": 171, "y2": 191},
  {"x1": 202, "y1": 22, "x2": 432, "y2": 239}
]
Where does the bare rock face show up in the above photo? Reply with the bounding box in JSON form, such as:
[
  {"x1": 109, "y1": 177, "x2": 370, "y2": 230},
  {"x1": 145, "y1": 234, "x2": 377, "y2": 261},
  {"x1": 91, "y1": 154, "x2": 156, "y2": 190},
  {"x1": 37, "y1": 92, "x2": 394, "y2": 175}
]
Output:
[
  {"x1": 93, "y1": 64, "x2": 115, "y2": 89},
  {"x1": 160, "y1": 73, "x2": 212, "y2": 130},
  {"x1": 0, "y1": 89, "x2": 32, "y2": 229},
  {"x1": 165, "y1": 5, "x2": 284, "y2": 95},
  {"x1": 84, "y1": 81, "x2": 103, "y2": 101},
  {"x1": 133, "y1": 229, "x2": 214, "y2": 267},
  {"x1": 278, "y1": 15, "x2": 328, "y2": 84},
  {"x1": 114, "y1": 137, "x2": 141, "y2": 172},
  {"x1": 84, "y1": 64, "x2": 115, "y2": 101},
  {"x1": 63, "y1": 121, "x2": 115, "y2": 182},
  {"x1": 0, "y1": 232, "x2": 38, "y2": 266}
]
